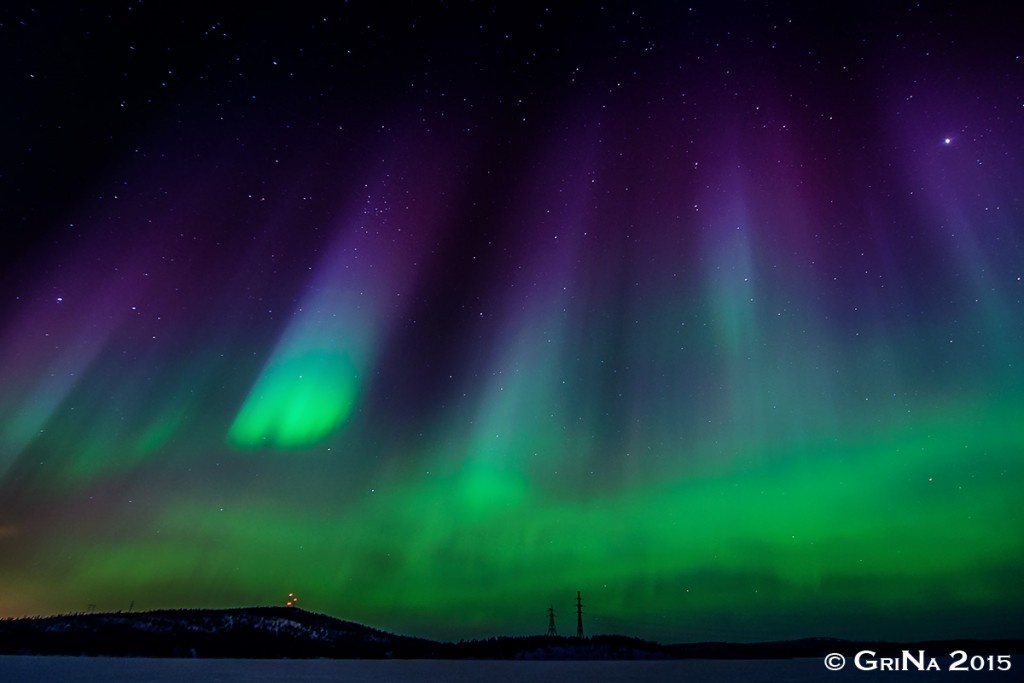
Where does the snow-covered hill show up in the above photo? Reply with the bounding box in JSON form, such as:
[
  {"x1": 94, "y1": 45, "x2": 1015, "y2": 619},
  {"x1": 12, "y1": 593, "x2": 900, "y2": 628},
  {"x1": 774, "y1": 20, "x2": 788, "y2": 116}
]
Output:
[
  {"x1": 0, "y1": 606, "x2": 440, "y2": 658},
  {"x1": 3, "y1": 608, "x2": 1021, "y2": 661}
]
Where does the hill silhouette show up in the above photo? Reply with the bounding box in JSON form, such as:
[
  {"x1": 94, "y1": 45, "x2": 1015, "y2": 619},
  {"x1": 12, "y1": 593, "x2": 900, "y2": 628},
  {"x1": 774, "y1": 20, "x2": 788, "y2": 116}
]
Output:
[
  {"x1": 1, "y1": 607, "x2": 1021, "y2": 660},
  {"x1": 0, "y1": 607, "x2": 439, "y2": 659}
]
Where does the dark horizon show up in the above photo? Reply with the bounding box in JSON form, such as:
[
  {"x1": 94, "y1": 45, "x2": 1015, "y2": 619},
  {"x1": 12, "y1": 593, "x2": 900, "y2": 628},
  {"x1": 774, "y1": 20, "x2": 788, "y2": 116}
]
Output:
[{"x1": 5, "y1": 605, "x2": 1024, "y2": 659}]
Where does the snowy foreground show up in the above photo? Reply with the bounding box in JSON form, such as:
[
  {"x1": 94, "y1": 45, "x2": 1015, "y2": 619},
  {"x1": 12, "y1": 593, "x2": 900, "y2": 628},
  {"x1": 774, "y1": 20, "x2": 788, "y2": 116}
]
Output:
[{"x1": 0, "y1": 656, "x2": 1011, "y2": 682}]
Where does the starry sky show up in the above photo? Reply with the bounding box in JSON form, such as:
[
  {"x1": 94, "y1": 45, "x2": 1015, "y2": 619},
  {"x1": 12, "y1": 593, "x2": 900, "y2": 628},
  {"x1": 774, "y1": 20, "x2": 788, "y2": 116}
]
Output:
[{"x1": 1, "y1": 2, "x2": 1023, "y2": 643}]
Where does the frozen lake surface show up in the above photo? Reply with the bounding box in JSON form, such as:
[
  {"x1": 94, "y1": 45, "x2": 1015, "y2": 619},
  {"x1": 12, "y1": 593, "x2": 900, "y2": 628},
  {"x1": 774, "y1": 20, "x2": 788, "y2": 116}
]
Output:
[{"x1": 0, "y1": 655, "x2": 1011, "y2": 682}]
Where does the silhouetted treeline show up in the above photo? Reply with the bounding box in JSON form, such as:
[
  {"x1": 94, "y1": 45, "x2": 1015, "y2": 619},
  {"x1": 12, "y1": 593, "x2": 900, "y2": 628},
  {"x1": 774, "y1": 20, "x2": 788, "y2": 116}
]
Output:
[{"x1": 1, "y1": 607, "x2": 1021, "y2": 660}]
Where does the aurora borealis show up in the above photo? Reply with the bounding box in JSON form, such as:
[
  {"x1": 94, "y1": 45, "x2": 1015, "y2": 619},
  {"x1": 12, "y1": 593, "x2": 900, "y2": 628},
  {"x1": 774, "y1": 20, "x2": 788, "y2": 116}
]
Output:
[{"x1": 1, "y1": 2, "x2": 1023, "y2": 643}]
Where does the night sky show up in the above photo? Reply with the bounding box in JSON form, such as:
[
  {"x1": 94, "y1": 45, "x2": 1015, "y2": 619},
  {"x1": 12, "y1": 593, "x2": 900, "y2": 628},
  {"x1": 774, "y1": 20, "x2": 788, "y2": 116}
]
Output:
[{"x1": 2, "y1": 2, "x2": 1023, "y2": 643}]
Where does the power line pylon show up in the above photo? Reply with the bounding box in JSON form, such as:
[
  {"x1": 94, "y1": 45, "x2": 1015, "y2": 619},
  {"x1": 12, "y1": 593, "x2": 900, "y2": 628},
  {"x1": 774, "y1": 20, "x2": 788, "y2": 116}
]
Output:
[
  {"x1": 546, "y1": 605, "x2": 557, "y2": 636},
  {"x1": 576, "y1": 591, "x2": 584, "y2": 638}
]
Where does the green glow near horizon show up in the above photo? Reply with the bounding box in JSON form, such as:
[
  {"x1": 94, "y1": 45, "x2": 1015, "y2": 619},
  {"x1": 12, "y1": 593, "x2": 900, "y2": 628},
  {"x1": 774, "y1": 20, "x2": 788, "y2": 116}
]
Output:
[{"x1": 18, "y1": 396, "x2": 1021, "y2": 642}]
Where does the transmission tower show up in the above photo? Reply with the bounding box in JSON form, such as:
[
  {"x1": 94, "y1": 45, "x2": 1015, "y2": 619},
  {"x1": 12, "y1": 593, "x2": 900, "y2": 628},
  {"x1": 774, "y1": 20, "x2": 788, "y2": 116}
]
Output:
[
  {"x1": 576, "y1": 591, "x2": 584, "y2": 638},
  {"x1": 546, "y1": 605, "x2": 557, "y2": 636}
]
